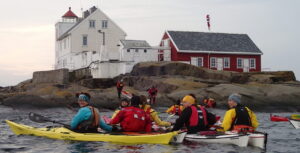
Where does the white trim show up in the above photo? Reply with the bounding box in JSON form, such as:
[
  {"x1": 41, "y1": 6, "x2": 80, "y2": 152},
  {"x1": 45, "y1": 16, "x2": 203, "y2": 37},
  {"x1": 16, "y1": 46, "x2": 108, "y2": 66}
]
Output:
[
  {"x1": 250, "y1": 58, "x2": 256, "y2": 69},
  {"x1": 224, "y1": 57, "x2": 230, "y2": 68},
  {"x1": 237, "y1": 58, "x2": 243, "y2": 68},
  {"x1": 191, "y1": 57, "x2": 204, "y2": 67},
  {"x1": 166, "y1": 31, "x2": 180, "y2": 52},
  {"x1": 179, "y1": 50, "x2": 263, "y2": 55},
  {"x1": 210, "y1": 57, "x2": 216, "y2": 68}
]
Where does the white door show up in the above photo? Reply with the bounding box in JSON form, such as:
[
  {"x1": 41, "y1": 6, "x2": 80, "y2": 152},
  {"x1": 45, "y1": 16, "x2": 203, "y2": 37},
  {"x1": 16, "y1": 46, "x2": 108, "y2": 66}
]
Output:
[
  {"x1": 217, "y1": 58, "x2": 223, "y2": 70},
  {"x1": 191, "y1": 57, "x2": 197, "y2": 66},
  {"x1": 243, "y1": 59, "x2": 249, "y2": 72}
]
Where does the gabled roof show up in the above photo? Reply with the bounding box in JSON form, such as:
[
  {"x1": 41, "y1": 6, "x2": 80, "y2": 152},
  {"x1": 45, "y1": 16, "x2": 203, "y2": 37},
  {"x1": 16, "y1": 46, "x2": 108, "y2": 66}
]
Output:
[
  {"x1": 62, "y1": 7, "x2": 78, "y2": 18},
  {"x1": 57, "y1": 6, "x2": 127, "y2": 41},
  {"x1": 166, "y1": 31, "x2": 262, "y2": 54},
  {"x1": 120, "y1": 40, "x2": 151, "y2": 49}
]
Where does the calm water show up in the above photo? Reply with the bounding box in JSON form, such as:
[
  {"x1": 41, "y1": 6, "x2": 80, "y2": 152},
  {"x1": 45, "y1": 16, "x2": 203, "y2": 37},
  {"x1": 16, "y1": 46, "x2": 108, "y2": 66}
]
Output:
[{"x1": 0, "y1": 105, "x2": 299, "y2": 153}]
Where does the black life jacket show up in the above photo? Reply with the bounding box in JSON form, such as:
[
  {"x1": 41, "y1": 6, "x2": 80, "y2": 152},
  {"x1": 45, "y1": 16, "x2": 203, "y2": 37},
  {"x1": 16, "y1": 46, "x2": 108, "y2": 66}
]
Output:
[
  {"x1": 231, "y1": 105, "x2": 251, "y2": 130},
  {"x1": 77, "y1": 106, "x2": 100, "y2": 133}
]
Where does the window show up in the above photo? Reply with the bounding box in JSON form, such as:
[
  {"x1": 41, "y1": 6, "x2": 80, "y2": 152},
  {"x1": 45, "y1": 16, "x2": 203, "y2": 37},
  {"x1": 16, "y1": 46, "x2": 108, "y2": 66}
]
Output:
[
  {"x1": 250, "y1": 58, "x2": 256, "y2": 68},
  {"x1": 92, "y1": 51, "x2": 97, "y2": 54},
  {"x1": 127, "y1": 49, "x2": 130, "y2": 52},
  {"x1": 89, "y1": 20, "x2": 95, "y2": 28},
  {"x1": 224, "y1": 58, "x2": 230, "y2": 68},
  {"x1": 102, "y1": 20, "x2": 108, "y2": 29},
  {"x1": 191, "y1": 57, "x2": 203, "y2": 67},
  {"x1": 135, "y1": 49, "x2": 139, "y2": 53},
  {"x1": 237, "y1": 58, "x2": 243, "y2": 68},
  {"x1": 210, "y1": 57, "x2": 216, "y2": 68},
  {"x1": 63, "y1": 39, "x2": 66, "y2": 49},
  {"x1": 144, "y1": 49, "x2": 147, "y2": 53},
  {"x1": 82, "y1": 35, "x2": 88, "y2": 46}
]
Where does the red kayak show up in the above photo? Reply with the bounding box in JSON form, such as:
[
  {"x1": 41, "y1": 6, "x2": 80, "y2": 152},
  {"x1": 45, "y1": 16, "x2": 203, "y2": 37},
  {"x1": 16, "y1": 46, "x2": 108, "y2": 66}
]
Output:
[{"x1": 270, "y1": 114, "x2": 289, "y2": 122}]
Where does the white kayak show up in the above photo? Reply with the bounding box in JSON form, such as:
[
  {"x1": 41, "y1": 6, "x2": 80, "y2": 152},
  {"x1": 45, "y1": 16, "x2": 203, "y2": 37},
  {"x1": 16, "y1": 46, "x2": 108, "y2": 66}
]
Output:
[
  {"x1": 185, "y1": 132, "x2": 249, "y2": 147},
  {"x1": 289, "y1": 119, "x2": 300, "y2": 129},
  {"x1": 248, "y1": 132, "x2": 268, "y2": 150}
]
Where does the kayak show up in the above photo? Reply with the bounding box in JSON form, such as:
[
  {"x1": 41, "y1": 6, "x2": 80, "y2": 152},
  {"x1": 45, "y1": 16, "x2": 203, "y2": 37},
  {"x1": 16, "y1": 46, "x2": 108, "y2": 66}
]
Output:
[
  {"x1": 184, "y1": 132, "x2": 249, "y2": 147},
  {"x1": 248, "y1": 132, "x2": 268, "y2": 150},
  {"x1": 291, "y1": 114, "x2": 300, "y2": 120},
  {"x1": 289, "y1": 118, "x2": 300, "y2": 129},
  {"x1": 270, "y1": 114, "x2": 289, "y2": 122},
  {"x1": 6, "y1": 120, "x2": 182, "y2": 144}
]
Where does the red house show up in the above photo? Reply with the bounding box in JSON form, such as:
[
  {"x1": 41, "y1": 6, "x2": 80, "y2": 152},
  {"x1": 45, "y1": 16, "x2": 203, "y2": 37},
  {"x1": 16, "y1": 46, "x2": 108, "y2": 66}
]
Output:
[{"x1": 159, "y1": 31, "x2": 263, "y2": 72}]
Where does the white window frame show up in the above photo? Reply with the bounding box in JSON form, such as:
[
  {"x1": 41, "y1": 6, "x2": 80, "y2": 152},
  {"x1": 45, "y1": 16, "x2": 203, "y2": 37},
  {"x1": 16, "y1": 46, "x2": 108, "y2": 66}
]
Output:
[
  {"x1": 237, "y1": 58, "x2": 243, "y2": 68},
  {"x1": 102, "y1": 20, "x2": 108, "y2": 29},
  {"x1": 191, "y1": 57, "x2": 204, "y2": 67},
  {"x1": 82, "y1": 35, "x2": 88, "y2": 46},
  {"x1": 89, "y1": 20, "x2": 95, "y2": 28},
  {"x1": 210, "y1": 57, "x2": 216, "y2": 68},
  {"x1": 224, "y1": 57, "x2": 230, "y2": 68},
  {"x1": 250, "y1": 58, "x2": 256, "y2": 69}
]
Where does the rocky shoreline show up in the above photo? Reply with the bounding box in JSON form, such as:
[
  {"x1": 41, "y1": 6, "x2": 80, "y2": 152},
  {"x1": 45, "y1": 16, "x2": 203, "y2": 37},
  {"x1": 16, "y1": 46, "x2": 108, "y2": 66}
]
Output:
[{"x1": 1, "y1": 62, "x2": 300, "y2": 112}]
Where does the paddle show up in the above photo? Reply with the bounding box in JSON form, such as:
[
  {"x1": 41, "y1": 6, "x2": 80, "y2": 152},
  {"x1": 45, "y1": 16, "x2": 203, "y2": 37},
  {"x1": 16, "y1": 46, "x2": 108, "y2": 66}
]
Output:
[{"x1": 29, "y1": 112, "x2": 70, "y2": 128}]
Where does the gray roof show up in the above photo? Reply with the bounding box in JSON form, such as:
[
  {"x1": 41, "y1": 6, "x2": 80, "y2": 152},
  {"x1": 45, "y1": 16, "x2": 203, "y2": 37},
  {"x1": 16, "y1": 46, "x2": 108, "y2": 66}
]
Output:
[
  {"x1": 167, "y1": 31, "x2": 262, "y2": 54},
  {"x1": 120, "y1": 40, "x2": 151, "y2": 49}
]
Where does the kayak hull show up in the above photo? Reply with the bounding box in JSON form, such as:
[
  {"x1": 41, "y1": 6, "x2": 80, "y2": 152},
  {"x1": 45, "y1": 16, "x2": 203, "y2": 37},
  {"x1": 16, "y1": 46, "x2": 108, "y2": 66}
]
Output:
[
  {"x1": 6, "y1": 120, "x2": 178, "y2": 145},
  {"x1": 185, "y1": 132, "x2": 249, "y2": 147},
  {"x1": 248, "y1": 132, "x2": 268, "y2": 150},
  {"x1": 289, "y1": 119, "x2": 300, "y2": 129}
]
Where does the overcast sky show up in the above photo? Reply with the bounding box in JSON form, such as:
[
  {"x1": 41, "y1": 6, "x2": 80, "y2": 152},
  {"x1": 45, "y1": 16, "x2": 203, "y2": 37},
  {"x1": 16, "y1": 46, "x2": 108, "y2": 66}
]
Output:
[{"x1": 0, "y1": 0, "x2": 299, "y2": 86}]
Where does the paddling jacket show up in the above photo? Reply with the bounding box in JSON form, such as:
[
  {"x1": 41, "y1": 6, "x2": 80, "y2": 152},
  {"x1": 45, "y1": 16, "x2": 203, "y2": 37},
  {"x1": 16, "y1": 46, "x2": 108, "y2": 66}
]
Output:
[
  {"x1": 172, "y1": 105, "x2": 216, "y2": 134},
  {"x1": 116, "y1": 81, "x2": 124, "y2": 89},
  {"x1": 147, "y1": 87, "x2": 157, "y2": 96},
  {"x1": 165, "y1": 105, "x2": 184, "y2": 116},
  {"x1": 71, "y1": 106, "x2": 112, "y2": 132},
  {"x1": 221, "y1": 105, "x2": 259, "y2": 131},
  {"x1": 110, "y1": 106, "x2": 152, "y2": 132},
  {"x1": 144, "y1": 107, "x2": 171, "y2": 127}
]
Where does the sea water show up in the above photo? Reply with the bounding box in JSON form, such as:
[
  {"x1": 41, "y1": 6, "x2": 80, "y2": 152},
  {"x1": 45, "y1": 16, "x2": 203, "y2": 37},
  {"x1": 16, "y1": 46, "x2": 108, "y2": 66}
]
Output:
[{"x1": 0, "y1": 105, "x2": 299, "y2": 153}]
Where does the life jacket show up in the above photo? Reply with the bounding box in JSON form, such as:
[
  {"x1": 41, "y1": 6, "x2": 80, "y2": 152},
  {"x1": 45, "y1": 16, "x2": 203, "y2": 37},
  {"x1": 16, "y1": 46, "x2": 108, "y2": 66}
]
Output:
[
  {"x1": 117, "y1": 82, "x2": 124, "y2": 88},
  {"x1": 77, "y1": 106, "x2": 100, "y2": 132},
  {"x1": 119, "y1": 106, "x2": 148, "y2": 132},
  {"x1": 230, "y1": 106, "x2": 252, "y2": 130},
  {"x1": 189, "y1": 105, "x2": 208, "y2": 127},
  {"x1": 171, "y1": 105, "x2": 182, "y2": 116}
]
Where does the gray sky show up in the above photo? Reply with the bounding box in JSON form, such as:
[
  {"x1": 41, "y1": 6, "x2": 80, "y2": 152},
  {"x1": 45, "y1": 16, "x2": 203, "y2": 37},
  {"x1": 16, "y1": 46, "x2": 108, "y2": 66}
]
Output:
[{"x1": 0, "y1": 0, "x2": 299, "y2": 86}]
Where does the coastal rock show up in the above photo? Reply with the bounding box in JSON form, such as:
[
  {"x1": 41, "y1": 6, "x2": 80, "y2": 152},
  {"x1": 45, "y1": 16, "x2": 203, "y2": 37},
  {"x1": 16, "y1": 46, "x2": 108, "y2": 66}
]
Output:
[{"x1": 0, "y1": 61, "x2": 299, "y2": 112}]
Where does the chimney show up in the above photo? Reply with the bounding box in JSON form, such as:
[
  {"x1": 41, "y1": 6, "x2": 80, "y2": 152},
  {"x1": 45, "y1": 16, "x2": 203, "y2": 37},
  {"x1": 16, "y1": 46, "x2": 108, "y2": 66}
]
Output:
[
  {"x1": 90, "y1": 6, "x2": 97, "y2": 13},
  {"x1": 83, "y1": 10, "x2": 90, "y2": 18}
]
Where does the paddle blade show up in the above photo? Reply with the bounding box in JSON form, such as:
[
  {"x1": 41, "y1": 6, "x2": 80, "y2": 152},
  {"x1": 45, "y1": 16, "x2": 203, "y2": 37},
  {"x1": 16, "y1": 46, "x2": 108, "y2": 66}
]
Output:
[{"x1": 29, "y1": 112, "x2": 51, "y2": 123}]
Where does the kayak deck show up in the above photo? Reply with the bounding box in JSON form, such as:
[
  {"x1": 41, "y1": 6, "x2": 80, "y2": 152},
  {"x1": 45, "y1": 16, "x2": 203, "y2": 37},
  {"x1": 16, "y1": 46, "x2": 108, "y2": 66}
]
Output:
[{"x1": 6, "y1": 120, "x2": 178, "y2": 145}]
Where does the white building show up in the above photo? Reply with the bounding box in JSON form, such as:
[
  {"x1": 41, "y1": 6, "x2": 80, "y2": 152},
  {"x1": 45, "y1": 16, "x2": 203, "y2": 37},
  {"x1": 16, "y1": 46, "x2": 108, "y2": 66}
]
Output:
[{"x1": 55, "y1": 6, "x2": 159, "y2": 78}]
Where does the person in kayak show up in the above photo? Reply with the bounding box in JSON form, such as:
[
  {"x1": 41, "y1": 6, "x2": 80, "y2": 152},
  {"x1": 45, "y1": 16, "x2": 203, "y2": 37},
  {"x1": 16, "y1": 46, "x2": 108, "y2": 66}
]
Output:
[
  {"x1": 165, "y1": 99, "x2": 184, "y2": 116},
  {"x1": 172, "y1": 95, "x2": 216, "y2": 134},
  {"x1": 70, "y1": 92, "x2": 112, "y2": 133},
  {"x1": 110, "y1": 96, "x2": 152, "y2": 132},
  {"x1": 220, "y1": 93, "x2": 259, "y2": 132},
  {"x1": 111, "y1": 98, "x2": 130, "y2": 120},
  {"x1": 140, "y1": 95, "x2": 171, "y2": 127}
]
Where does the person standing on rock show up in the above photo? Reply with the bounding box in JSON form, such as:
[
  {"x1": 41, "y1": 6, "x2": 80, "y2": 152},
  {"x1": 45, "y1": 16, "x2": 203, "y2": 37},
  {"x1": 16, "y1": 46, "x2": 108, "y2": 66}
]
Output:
[
  {"x1": 147, "y1": 86, "x2": 158, "y2": 105},
  {"x1": 116, "y1": 79, "x2": 124, "y2": 99},
  {"x1": 70, "y1": 92, "x2": 112, "y2": 133},
  {"x1": 220, "y1": 93, "x2": 259, "y2": 132}
]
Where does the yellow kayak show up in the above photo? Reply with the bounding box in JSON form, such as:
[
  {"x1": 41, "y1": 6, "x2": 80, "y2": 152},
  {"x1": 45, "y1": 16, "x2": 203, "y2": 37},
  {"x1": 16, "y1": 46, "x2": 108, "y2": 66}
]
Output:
[{"x1": 6, "y1": 120, "x2": 179, "y2": 144}]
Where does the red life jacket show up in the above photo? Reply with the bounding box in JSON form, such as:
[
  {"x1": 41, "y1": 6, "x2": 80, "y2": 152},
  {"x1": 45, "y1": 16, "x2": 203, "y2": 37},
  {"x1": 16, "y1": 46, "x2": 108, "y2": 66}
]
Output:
[
  {"x1": 172, "y1": 105, "x2": 182, "y2": 116},
  {"x1": 118, "y1": 106, "x2": 149, "y2": 132},
  {"x1": 189, "y1": 105, "x2": 208, "y2": 127}
]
